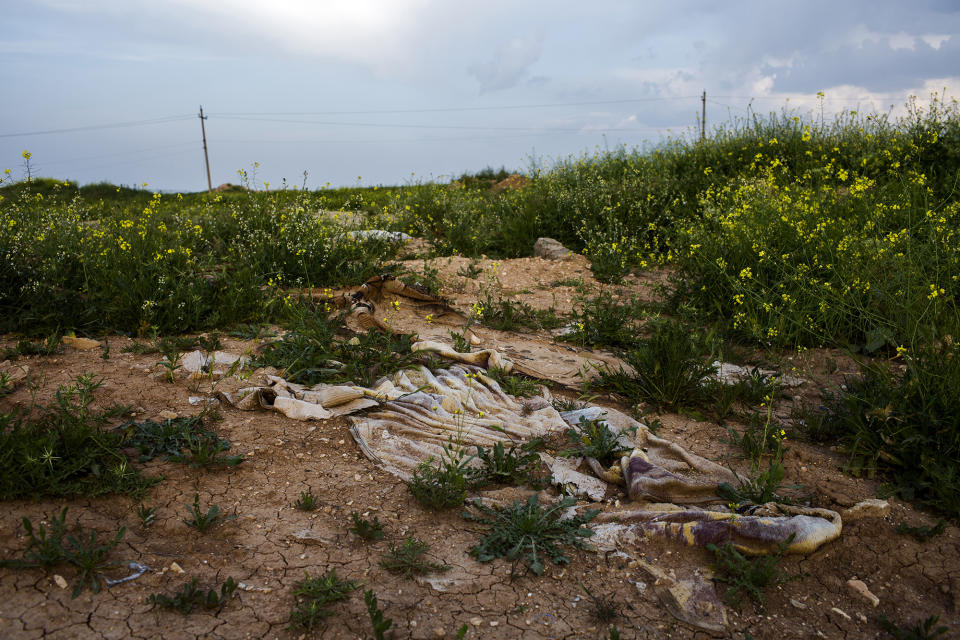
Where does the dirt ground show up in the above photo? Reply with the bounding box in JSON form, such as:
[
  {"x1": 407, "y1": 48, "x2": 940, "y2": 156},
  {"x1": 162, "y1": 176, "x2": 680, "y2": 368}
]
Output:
[{"x1": 1, "y1": 255, "x2": 958, "y2": 639}]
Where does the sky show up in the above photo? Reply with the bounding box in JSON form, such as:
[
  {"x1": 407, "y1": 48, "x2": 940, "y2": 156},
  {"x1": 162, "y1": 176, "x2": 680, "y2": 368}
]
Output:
[{"x1": 2, "y1": 0, "x2": 959, "y2": 191}]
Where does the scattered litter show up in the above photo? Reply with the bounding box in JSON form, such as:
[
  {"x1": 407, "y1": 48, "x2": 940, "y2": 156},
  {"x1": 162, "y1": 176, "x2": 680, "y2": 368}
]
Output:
[
  {"x1": 632, "y1": 558, "x2": 728, "y2": 634},
  {"x1": 289, "y1": 528, "x2": 336, "y2": 546},
  {"x1": 181, "y1": 350, "x2": 247, "y2": 378},
  {"x1": 345, "y1": 230, "x2": 412, "y2": 243},
  {"x1": 105, "y1": 562, "x2": 151, "y2": 586},
  {"x1": 842, "y1": 499, "x2": 890, "y2": 521},
  {"x1": 237, "y1": 582, "x2": 273, "y2": 593},
  {"x1": 62, "y1": 335, "x2": 101, "y2": 350},
  {"x1": 188, "y1": 396, "x2": 220, "y2": 406},
  {"x1": 540, "y1": 453, "x2": 608, "y2": 501},
  {"x1": 711, "y1": 361, "x2": 803, "y2": 388}
]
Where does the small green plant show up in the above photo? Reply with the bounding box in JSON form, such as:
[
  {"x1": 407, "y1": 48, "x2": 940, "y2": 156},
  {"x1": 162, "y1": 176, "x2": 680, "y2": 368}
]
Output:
[
  {"x1": 294, "y1": 489, "x2": 320, "y2": 511},
  {"x1": 458, "y1": 261, "x2": 483, "y2": 279},
  {"x1": 474, "y1": 291, "x2": 565, "y2": 332},
  {"x1": 607, "y1": 627, "x2": 622, "y2": 640},
  {"x1": 407, "y1": 440, "x2": 475, "y2": 510},
  {"x1": 896, "y1": 520, "x2": 947, "y2": 542},
  {"x1": 450, "y1": 328, "x2": 472, "y2": 353},
  {"x1": 880, "y1": 614, "x2": 949, "y2": 640},
  {"x1": 136, "y1": 503, "x2": 157, "y2": 528},
  {"x1": 364, "y1": 589, "x2": 393, "y2": 640},
  {"x1": 182, "y1": 493, "x2": 235, "y2": 531},
  {"x1": 147, "y1": 577, "x2": 238, "y2": 614},
  {"x1": 1, "y1": 333, "x2": 62, "y2": 360},
  {"x1": 559, "y1": 416, "x2": 631, "y2": 467},
  {"x1": 706, "y1": 534, "x2": 796, "y2": 608},
  {"x1": 379, "y1": 537, "x2": 450, "y2": 579},
  {"x1": 169, "y1": 432, "x2": 244, "y2": 468},
  {"x1": 157, "y1": 343, "x2": 183, "y2": 382},
  {"x1": 0, "y1": 509, "x2": 125, "y2": 598},
  {"x1": 559, "y1": 290, "x2": 642, "y2": 350},
  {"x1": 349, "y1": 511, "x2": 385, "y2": 541},
  {"x1": 486, "y1": 367, "x2": 540, "y2": 397},
  {"x1": 474, "y1": 440, "x2": 546, "y2": 488},
  {"x1": 464, "y1": 494, "x2": 599, "y2": 577},
  {"x1": 579, "y1": 582, "x2": 620, "y2": 623},
  {"x1": 288, "y1": 569, "x2": 359, "y2": 631}
]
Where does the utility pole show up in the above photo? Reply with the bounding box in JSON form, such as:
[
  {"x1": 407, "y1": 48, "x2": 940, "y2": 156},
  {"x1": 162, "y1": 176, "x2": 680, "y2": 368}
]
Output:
[
  {"x1": 701, "y1": 90, "x2": 706, "y2": 141},
  {"x1": 199, "y1": 105, "x2": 212, "y2": 192}
]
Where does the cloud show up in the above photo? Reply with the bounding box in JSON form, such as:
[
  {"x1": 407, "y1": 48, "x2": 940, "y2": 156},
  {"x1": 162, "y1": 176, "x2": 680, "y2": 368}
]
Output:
[{"x1": 468, "y1": 33, "x2": 543, "y2": 93}]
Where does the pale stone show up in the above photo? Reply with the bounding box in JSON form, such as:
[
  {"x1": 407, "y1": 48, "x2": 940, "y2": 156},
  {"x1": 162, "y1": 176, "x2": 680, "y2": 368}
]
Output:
[
  {"x1": 170, "y1": 562, "x2": 185, "y2": 574},
  {"x1": 846, "y1": 579, "x2": 880, "y2": 607},
  {"x1": 842, "y1": 499, "x2": 890, "y2": 521},
  {"x1": 534, "y1": 237, "x2": 573, "y2": 261},
  {"x1": 53, "y1": 575, "x2": 68, "y2": 589}
]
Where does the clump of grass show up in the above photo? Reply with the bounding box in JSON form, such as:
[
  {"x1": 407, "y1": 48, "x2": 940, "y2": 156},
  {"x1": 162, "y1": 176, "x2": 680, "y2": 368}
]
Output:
[
  {"x1": 485, "y1": 367, "x2": 540, "y2": 397},
  {"x1": 896, "y1": 520, "x2": 947, "y2": 542},
  {"x1": 288, "y1": 569, "x2": 359, "y2": 631},
  {"x1": 364, "y1": 589, "x2": 393, "y2": 640},
  {"x1": 1, "y1": 333, "x2": 62, "y2": 360},
  {"x1": 559, "y1": 290, "x2": 643, "y2": 350},
  {"x1": 473, "y1": 440, "x2": 547, "y2": 488},
  {"x1": 182, "y1": 493, "x2": 235, "y2": 532},
  {"x1": 880, "y1": 614, "x2": 949, "y2": 640},
  {"x1": 706, "y1": 534, "x2": 796, "y2": 608},
  {"x1": 148, "y1": 577, "x2": 238, "y2": 614},
  {"x1": 136, "y1": 503, "x2": 158, "y2": 528},
  {"x1": 294, "y1": 489, "x2": 320, "y2": 511},
  {"x1": 122, "y1": 414, "x2": 242, "y2": 468},
  {"x1": 0, "y1": 374, "x2": 156, "y2": 500},
  {"x1": 559, "y1": 416, "x2": 631, "y2": 468},
  {"x1": 379, "y1": 537, "x2": 450, "y2": 579},
  {"x1": 255, "y1": 302, "x2": 421, "y2": 387},
  {"x1": 474, "y1": 292, "x2": 565, "y2": 332},
  {"x1": 579, "y1": 582, "x2": 621, "y2": 624},
  {"x1": 591, "y1": 319, "x2": 716, "y2": 411},
  {"x1": 719, "y1": 403, "x2": 794, "y2": 506},
  {"x1": 464, "y1": 494, "x2": 599, "y2": 577},
  {"x1": 407, "y1": 440, "x2": 475, "y2": 510},
  {"x1": 449, "y1": 328, "x2": 472, "y2": 353},
  {"x1": 349, "y1": 511, "x2": 385, "y2": 541},
  {"x1": 817, "y1": 343, "x2": 960, "y2": 519},
  {"x1": 0, "y1": 508, "x2": 126, "y2": 598}
]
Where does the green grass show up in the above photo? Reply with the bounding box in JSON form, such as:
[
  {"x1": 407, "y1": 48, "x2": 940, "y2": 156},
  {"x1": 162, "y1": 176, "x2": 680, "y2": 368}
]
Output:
[
  {"x1": 148, "y1": 577, "x2": 238, "y2": 614},
  {"x1": 706, "y1": 534, "x2": 797, "y2": 608},
  {"x1": 288, "y1": 569, "x2": 359, "y2": 631},
  {"x1": 0, "y1": 374, "x2": 156, "y2": 500},
  {"x1": 0, "y1": 509, "x2": 126, "y2": 598},
  {"x1": 379, "y1": 537, "x2": 450, "y2": 579},
  {"x1": 182, "y1": 493, "x2": 235, "y2": 531}
]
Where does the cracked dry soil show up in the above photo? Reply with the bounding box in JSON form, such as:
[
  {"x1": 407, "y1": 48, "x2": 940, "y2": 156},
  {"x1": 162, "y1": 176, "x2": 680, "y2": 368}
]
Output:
[{"x1": 1, "y1": 256, "x2": 959, "y2": 640}]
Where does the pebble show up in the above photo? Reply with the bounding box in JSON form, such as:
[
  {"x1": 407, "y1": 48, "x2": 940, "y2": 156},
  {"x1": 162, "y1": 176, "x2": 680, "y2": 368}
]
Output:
[
  {"x1": 470, "y1": 617, "x2": 483, "y2": 626},
  {"x1": 846, "y1": 579, "x2": 880, "y2": 607},
  {"x1": 53, "y1": 575, "x2": 68, "y2": 589},
  {"x1": 831, "y1": 607, "x2": 851, "y2": 621},
  {"x1": 434, "y1": 628, "x2": 445, "y2": 637},
  {"x1": 170, "y1": 562, "x2": 184, "y2": 574}
]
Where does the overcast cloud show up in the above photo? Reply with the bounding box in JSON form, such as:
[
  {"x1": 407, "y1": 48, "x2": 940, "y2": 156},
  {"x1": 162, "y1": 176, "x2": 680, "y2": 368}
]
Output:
[{"x1": 1, "y1": 0, "x2": 958, "y2": 190}]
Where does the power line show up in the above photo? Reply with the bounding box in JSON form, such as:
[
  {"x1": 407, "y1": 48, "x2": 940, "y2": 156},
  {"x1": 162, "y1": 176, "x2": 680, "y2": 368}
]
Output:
[
  {"x1": 211, "y1": 96, "x2": 699, "y2": 117},
  {"x1": 0, "y1": 115, "x2": 195, "y2": 139},
  {"x1": 213, "y1": 115, "x2": 666, "y2": 134}
]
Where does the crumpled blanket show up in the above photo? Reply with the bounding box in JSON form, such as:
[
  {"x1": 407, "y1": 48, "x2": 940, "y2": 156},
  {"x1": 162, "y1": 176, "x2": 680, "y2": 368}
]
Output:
[{"x1": 596, "y1": 503, "x2": 842, "y2": 555}]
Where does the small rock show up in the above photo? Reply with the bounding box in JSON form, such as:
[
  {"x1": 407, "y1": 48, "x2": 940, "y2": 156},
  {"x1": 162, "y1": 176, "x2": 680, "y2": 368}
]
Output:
[
  {"x1": 842, "y1": 499, "x2": 890, "y2": 521},
  {"x1": 534, "y1": 237, "x2": 573, "y2": 261},
  {"x1": 170, "y1": 562, "x2": 185, "y2": 574},
  {"x1": 490, "y1": 621, "x2": 499, "y2": 627},
  {"x1": 289, "y1": 529, "x2": 334, "y2": 545},
  {"x1": 470, "y1": 617, "x2": 483, "y2": 626},
  {"x1": 846, "y1": 579, "x2": 879, "y2": 607},
  {"x1": 159, "y1": 410, "x2": 178, "y2": 420},
  {"x1": 434, "y1": 628, "x2": 445, "y2": 637},
  {"x1": 831, "y1": 607, "x2": 851, "y2": 621},
  {"x1": 857, "y1": 612, "x2": 868, "y2": 623},
  {"x1": 789, "y1": 598, "x2": 807, "y2": 610},
  {"x1": 53, "y1": 575, "x2": 68, "y2": 589}
]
